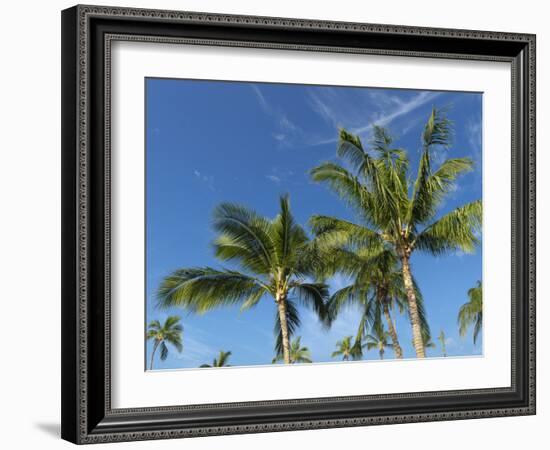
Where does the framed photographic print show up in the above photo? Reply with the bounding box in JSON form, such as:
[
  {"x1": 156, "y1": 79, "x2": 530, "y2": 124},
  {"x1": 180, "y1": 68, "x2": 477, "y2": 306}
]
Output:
[{"x1": 61, "y1": 4, "x2": 536, "y2": 444}]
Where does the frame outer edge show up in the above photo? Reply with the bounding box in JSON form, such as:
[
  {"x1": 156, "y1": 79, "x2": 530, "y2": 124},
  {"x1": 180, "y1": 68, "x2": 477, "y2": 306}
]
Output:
[
  {"x1": 61, "y1": 5, "x2": 80, "y2": 445},
  {"x1": 64, "y1": 4, "x2": 537, "y2": 444}
]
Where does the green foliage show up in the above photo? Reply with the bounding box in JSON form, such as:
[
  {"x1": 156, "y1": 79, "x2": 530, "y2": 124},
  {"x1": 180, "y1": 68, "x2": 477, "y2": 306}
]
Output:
[
  {"x1": 312, "y1": 107, "x2": 481, "y2": 253},
  {"x1": 147, "y1": 316, "x2": 183, "y2": 369},
  {"x1": 332, "y1": 335, "x2": 363, "y2": 361},
  {"x1": 458, "y1": 281, "x2": 483, "y2": 343},
  {"x1": 157, "y1": 195, "x2": 330, "y2": 359},
  {"x1": 311, "y1": 107, "x2": 481, "y2": 358},
  {"x1": 273, "y1": 337, "x2": 312, "y2": 364},
  {"x1": 365, "y1": 323, "x2": 393, "y2": 359},
  {"x1": 200, "y1": 350, "x2": 232, "y2": 368}
]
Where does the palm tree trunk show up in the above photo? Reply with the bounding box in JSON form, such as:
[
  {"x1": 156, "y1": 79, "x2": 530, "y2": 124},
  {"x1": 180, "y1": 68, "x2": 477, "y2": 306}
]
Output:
[
  {"x1": 383, "y1": 304, "x2": 403, "y2": 359},
  {"x1": 276, "y1": 294, "x2": 291, "y2": 364},
  {"x1": 400, "y1": 254, "x2": 426, "y2": 358},
  {"x1": 150, "y1": 340, "x2": 160, "y2": 370}
]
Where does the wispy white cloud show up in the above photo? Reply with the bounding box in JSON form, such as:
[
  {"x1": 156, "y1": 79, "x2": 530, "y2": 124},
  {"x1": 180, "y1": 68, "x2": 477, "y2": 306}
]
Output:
[
  {"x1": 308, "y1": 89, "x2": 441, "y2": 146},
  {"x1": 308, "y1": 89, "x2": 341, "y2": 128},
  {"x1": 193, "y1": 169, "x2": 215, "y2": 191},
  {"x1": 174, "y1": 335, "x2": 218, "y2": 365},
  {"x1": 251, "y1": 85, "x2": 270, "y2": 113},
  {"x1": 265, "y1": 167, "x2": 295, "y2": 185},
  {"x1": 251, "y1": 85, "x2": 301, "y2": 147},
  {"x1": 360, "y1": 91, "x2": 440, "y2": 131},
  {"x1": 266, "y1": 174, "x2": 281, "y2": 183}
]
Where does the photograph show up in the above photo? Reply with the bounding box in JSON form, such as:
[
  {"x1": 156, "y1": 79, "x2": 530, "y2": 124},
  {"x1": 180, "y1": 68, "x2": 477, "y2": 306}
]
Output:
[
  {"x1": 145, "y1": 79, "x2": 483, "y2": 370},
  {"x1": 56, "y1": 3, "x2": 536, "y2": 445}
]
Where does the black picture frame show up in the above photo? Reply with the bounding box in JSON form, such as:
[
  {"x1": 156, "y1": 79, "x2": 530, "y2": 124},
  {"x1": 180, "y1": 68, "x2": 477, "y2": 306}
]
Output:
[{"x1": 61, "y1": 4, "x2": 536, "y2": 444}]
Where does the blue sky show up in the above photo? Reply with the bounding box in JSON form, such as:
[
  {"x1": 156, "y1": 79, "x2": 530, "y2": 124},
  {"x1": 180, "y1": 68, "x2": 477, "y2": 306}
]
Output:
[{"x1": 145, "y1": 78, "x2": 483, "y2": 370}]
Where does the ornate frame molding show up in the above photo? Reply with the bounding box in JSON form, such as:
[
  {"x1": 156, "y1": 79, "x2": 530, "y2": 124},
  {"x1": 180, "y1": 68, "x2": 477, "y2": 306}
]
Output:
[{"x1": 61, "y1": 4, "x2": 536, "y2": 444}]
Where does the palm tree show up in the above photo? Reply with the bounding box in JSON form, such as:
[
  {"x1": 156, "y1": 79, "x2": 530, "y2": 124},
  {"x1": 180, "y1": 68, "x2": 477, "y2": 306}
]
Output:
[
  {"x1": 146, "y1": 316, "x2": 183, "y2": 370},
  {"x1": 200, "y1": 350, "x2": 232, "y2": 368},
  {"x1": 273, "y1": 337, "x2": 312, "y2": 364},
  {"x1": 438, "y1": 329, "x2": 447, "y2": 357},
  {"x1": 331, "y1": 336, "x2": 362, "y2": 361},
  {"x1": 323, "y1": 248, "x2": 428, "y2": 360},
  {"x1": 365, "y1": 323, "x2": 393, "y2": 360},
  {"x1": 458, "y1": 281, "x2": 483, "y2": 344},
  {"x1": 157, "y1": 195, "x2": 329, "y2": 365},
  {"x1": 310, "y1": 108, "x2": 482, "y2": 358}
]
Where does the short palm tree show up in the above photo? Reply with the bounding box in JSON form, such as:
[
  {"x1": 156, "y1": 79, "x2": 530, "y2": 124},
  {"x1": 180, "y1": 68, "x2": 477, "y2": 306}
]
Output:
[
  {"x1": 200, "y1": 350, "x2": 232, "y2": 368},
  {"x1": 458, "y1": 281, "x2": 483, "y2": 344},
  {"x1": 365, "y1": 323, "x2": 393, "y2": 360},
  {"x1": 331, "y1": 336, "x2": 362, "y2": 361},
  {"x1": 311, "y1": 108, "x2": 482, "y2": 358},
  {"x1": 146, "y1": 316, "x2": 183, "y2": 370},
  {"x1": 157, "y1": 195, "x2": 329, "y2": 364},
  {"x1": 438, "y1": 329, "x2": 447, "y2": 357},
  {"x1": 273, "y1": 337, "x2": 312, "y2": 364},
  {"x1": 323, "y1": 248, "x2": 428, "y2": 360}
]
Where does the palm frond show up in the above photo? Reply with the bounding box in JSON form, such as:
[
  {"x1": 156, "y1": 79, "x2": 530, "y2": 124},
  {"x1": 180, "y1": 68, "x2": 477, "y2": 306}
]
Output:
[
  {"x1": 458, "y1": 281, "x2": 483, "y2": 343},
  {"x1": 327, "y1": 284, "x2": 368, "y2": 322},
  {"x1": 423, "y1": 107, "x2": 453, "y2": 148},
  {"x1": 271, "y1": 194, "x2": 309, "y2": 271},
  {"x1": 410, "y1": 157, "x2": 473, "y2": 225},
  {"x1": 157, "y1": 267, "x2": 267, "y2": 313},
  {"x1": 310, "y1": 163, "x2": 375, "y2": 220},
  {"x1": 158, "y1": 341, "x2": 168, "y2": 361},
  {"x1": 292, "y1": 282, "x2": 330, "y2": 326},
  {"x1": 414, "y1": 200, "x2": 482, "y2": 255},
  {"x1": 310, "y1": 215, "x2": 382, "y2": 251},
  {"x1": 212, "y1": 202, "x2": 276, "y2": 272}
]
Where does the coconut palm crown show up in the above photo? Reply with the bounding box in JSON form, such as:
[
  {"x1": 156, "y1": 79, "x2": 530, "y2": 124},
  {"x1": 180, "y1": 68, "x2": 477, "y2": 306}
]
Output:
[
  {"x1": 365, "y1": 323, "x2": 393, "y2": 360},
  {"x1": 273, "y1": 336, "x2": 312, "y2": 364},
  {"x1": 157, "y1": 195, "x2": 330, "y2": 365},
  {"x1": 146, "y1": 316, "x2": 183, "y2": 370},
  {"x1": 458, "y1": 280, "x2": 483, "y2": 344},
  {"x1": 331, "y1": 335, "x2": 362, "y2": 361},
  {"x1": 200, "y1": 350, "x2": 232, "y2": 368},
  {"x1": 310, "y1": 108, "x2": 482, "y2": 358}
]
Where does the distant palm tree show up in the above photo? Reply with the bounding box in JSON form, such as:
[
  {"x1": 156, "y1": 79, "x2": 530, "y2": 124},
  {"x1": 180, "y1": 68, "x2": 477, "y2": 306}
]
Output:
[
  {"x1": 200, "y1": 350, "x2": 232, "y2": 368},
  {"x1": 458, "y1": 281, "x2": 483, "y2": 344},
  {"x1": 157, "y1": 195, "x2": 330, "y2": 364},
  {"x1": 438, "y1": 329, "x2": 447, "y2": 357},
  {"x1": 146, "y1": 316, "x2": 183, "y2": 370},
  {"x1": 311, "y1": 109, "x2": 482, "y2": 357},
  {"x1": 365, "y1": 324, "x2": 393, "y2": 360},
  {"x1": 331, "y1": 336, "x2": 362, "y2": 361},
  {"x1": 273, "y1": 337, "x2": 312, "y2": 364}
]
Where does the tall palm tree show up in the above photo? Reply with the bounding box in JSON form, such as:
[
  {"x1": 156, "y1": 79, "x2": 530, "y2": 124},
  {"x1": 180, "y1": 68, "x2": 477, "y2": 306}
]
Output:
[
  {"x1": 438, "y1": 329, "x2": 447, "y2": 357},
  {"x1": 157, "y1": 195, "x2": 329, "y2": 365},
  {"x1": 458, "y1": 281, "x2": 483, "y2": 344},
  {"x1": 200, "y1": 350, "x2": 232, "y2": 368},
  {"x1": 331, "y1": 336, "x2": 362, "y2": 361},
  {"x1": 273, "y1": 337, "x2": 312, "y2": 364},
  {"x1": 365, "y1": 323, "x2": 393, "y2": 360},
  {"x1": 146, "y1": 316, "x2": 183, "y2": 370},
  {"x1": 310, "y1": 108, "x2": 482, "y2": 358}
]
